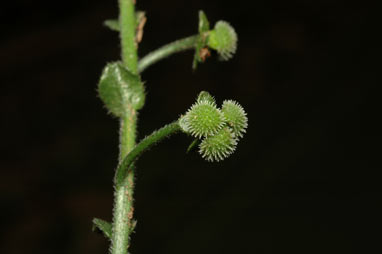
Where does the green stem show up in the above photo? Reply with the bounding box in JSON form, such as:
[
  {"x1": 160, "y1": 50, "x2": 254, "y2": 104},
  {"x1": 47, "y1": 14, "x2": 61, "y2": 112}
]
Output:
[
  {"x1": 119, "y1": 0, "x2": 138, "y2": 74},
  {"x1": 112, "y1": 175, "x2": 134, "y2": 254},
  {"x1": 115, "y1": 121, "x2": 181, "y2": 186},
  {"x1": 138, "y1": 35, "x2": 199, "y2": 73},
  {"x1": 112, "y1": 120, "x2": 180, "y2": 254},
  {"x1": 112, "y1": 111, "x2": 137, "y2": 254},
  {"x1": 119, "y1": 110, "x2": 137, "y2": 160},
  {"x1": 112, "y1": 1, "x2": 138, "y2": 254}
]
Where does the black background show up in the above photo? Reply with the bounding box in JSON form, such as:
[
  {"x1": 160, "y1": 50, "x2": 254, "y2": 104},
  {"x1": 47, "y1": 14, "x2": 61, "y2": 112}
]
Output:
[{"x1": 1, "y1": 0, "x2": 381, "y2": 253}]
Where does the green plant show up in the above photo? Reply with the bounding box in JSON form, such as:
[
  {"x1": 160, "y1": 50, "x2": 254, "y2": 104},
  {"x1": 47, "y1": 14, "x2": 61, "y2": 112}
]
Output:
[{"x1": 92, "y1": 1, "x2": 247, "y2": 254}]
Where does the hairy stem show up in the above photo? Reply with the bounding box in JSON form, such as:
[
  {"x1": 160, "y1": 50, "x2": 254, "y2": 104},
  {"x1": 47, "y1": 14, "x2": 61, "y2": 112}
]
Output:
[
  {"x1": 112, "y1": 1, "x2": 138, "y2": 254},
  {"x1": 119, "y1": 110, "x2": 137, "y2": 160},
  {"x1": 116, "y1": 121, "x2": 181, "y2": 186},
  {"x1": 138, "y1": 35, "x2": 199, "y2": 73},
  {"x1": 112, "y1": 112, "x2": 137, "y2": 254},
  {"x1": 112, "y1": 122, "x2": 180, "y2": 254},
  {"x1": 119, "y1": 0, "x2": 138, "y2": 74},
  {"x1": 112, "y1": 174, "x2": 134, "y2": 254}
]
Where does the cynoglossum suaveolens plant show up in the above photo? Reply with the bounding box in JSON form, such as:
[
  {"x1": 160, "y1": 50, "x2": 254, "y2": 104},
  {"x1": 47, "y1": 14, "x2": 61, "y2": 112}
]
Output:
[{"x1": 92, "y1": 2, "x2": 246, "y2": 254}]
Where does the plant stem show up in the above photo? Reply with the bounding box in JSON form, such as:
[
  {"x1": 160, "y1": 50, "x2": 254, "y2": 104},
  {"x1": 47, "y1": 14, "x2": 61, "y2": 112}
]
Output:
[
  {"x1": 115, "y1": 121, "x2": 181, "y2": 186},
  {"x1": 112, "y1": 122, "x2": 180, "y2": 254},
  {"x1": 111, "y1": 112, "x2": 137, "y2": 254},
  {"x1": 111, "y1": 176, "x2": 134, "y2": 254},
  {"x1": 119, "y1": 109, "x2": 137, "y2": 160},
  {"x1": 138, "y1": 35, "x2": 199, "y2": 73},
  {"x1": 119, "y1": 0, "x2": 138, "y2": 74},
  {"x1": 112, "y1": 1, "x2": 138, "y2": 254}
]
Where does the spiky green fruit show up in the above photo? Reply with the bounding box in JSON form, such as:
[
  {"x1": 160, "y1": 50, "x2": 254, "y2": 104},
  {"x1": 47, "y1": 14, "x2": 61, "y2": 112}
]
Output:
[
  {"x1": 199, "y1": 127, "x2": 237, "y2": 162},
  {"x1": 221, "y1": 100, "x2": 248, "y2": 138},
  {"x1": 182, "y1": 100, "x2": 225, "y2": 138},
  {"x1": 208, "y1": 21, "x2": 238, "y2": 61}
]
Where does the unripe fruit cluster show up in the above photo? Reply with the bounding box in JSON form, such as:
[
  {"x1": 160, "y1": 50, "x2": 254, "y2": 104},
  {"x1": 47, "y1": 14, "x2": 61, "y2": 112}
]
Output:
[{"x1": 180, "y1": 92, "x2": 248, "y2": 162}]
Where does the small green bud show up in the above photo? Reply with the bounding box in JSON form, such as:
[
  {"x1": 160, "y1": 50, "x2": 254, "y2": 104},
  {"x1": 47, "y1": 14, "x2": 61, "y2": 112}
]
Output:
[
  {"x1": 182, "y1": 100, "x2": 225, "y2": 138},
  {"x1": 199, "y1": 127, "x2": 237, "y2": 162},
  {"x1": 208, "y1": 21, "x2": 238, "y2": 61},
  {"x1": 221, "y1": 100, "x2": 248, "y2": 138}
]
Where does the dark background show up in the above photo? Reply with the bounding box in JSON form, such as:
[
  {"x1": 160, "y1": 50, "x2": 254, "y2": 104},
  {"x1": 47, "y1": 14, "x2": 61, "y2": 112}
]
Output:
[{"x1": 1, "y1": 0, "x2": 381, "y2": 253}]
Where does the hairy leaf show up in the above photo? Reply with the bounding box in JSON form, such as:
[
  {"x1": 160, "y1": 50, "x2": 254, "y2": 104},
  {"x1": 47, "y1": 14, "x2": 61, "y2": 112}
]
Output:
[
  {"x1": 92, "y1": 218, "x2": 112, "y2": 239},
  {"x1": 98, "y1": 62, "x2": 145, "y2": 117}
]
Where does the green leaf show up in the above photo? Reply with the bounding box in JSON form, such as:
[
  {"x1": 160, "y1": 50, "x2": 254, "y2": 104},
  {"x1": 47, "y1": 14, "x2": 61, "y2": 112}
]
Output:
[
  {"x1": 92, "y1": 218, "x2": 112, "y2": 239},
  {"x1": 198, "y1": 10, "x2": 210, "y2": 33},
  {"x1": 104, "y1": 19, "x2": 120, "y2": 32},
  {"x1": 193, "y1": 10, "x2": 211, "y2": 70},
  {"x1": 98, "y1": 62, "x2": 145, "y2": 117},
  {"x1": 186, "y1": 138, "x2": 200, "y2": 153},
  {"x1": 103, "y1": 11, "x2": 146, "y2": 33}
]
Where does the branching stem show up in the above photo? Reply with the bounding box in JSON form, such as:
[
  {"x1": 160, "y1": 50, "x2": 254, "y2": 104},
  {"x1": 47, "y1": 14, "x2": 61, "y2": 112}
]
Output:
[
  {"x1": 115, "y1": 121, "x2": 181, "y2": 186},
  {"x1": 138, "y1": 35, "x2": 199, "y2": 73}
]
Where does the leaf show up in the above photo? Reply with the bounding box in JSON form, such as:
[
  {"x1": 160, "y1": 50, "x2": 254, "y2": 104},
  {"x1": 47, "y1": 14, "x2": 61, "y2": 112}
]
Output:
[
  {"x1": 193, "y1": 10, "x2": 211, "y2": 70},
  {"x1": 104, "y1": 19, "x2": 120, "y2": 32},
  {"x1": 186, "y1": 138, "x2": 200, "y2": 153},
  {"x1": 98, "y1": 62, "x2": 145, "y2": 117},
  {"x1": 198, "y1": 10, "x2": 210, "y2": 34},
  {"x1": 104, "y1": 11, "x2": 145, "y2": 32},
  {"x1": 92, "y1": 218, "x2": 112, "y2": 239}
]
